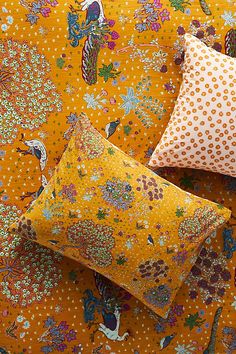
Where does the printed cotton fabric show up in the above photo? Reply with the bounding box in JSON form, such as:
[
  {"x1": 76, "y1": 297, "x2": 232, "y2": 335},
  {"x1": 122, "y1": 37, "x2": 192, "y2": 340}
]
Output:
[
  {"x1": 149, "y1": 33, "x2": 236, "y2": 177},
  {"x1": 0, "y1": 0, "x2": 236, "y2": 353},
  {"x1": 10, "y1": 112, "x2": 231, "y2": 318}
]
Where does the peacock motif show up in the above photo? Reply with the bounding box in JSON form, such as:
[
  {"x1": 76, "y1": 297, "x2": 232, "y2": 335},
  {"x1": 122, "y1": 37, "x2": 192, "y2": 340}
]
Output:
[
  {"x1": 83, "y1": 272, "x2": 130, "y2": 342},
  {"x1": 68, "y1": 0, "x2": 120, "y2": 85},
  {"x1": 225, "y1": 29, "x2": 236, "y2": 58},
  {"x1": 203, "y1": 306, "x2": 222, "y2": 354}
]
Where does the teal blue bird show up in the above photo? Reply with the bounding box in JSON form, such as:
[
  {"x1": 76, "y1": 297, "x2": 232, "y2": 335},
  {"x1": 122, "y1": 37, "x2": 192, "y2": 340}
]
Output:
[
  {"x1": 147, "y1": 234, "x2": 154, "y2": 246},
  {"x1": 160, "y1": 333, "x2": 176, "y2": 350}
]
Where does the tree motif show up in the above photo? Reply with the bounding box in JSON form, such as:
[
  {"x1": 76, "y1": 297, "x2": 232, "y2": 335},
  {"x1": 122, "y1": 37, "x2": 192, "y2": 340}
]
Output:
[
  {"x1": 64, "y1": 219, "x2": 115, "y2": 268},
  {"x1": 178, "y1": 206, "x2": 225, "y2": 242},
  {"x1": 0, "y1": 203, "x2": 63, "y2": 307},
  {"x1": 0, "y1": 39, "x2": 62, "y2": 145},
  {"x1": 187, "y1": 246, "x2": 231, "y2": 304}
]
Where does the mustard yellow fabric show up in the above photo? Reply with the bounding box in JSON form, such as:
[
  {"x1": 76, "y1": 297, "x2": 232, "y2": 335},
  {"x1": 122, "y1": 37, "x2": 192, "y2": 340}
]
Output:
[
  {"x1": 10, "y1": 113, "x2": 231, "y2": 318},
  {"x1": 0, "y1": 0, "x2": 236, "y2": 352}
]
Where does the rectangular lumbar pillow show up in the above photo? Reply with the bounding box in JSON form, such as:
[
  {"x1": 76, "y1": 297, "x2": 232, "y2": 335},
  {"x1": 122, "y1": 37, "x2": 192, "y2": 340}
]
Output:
[
  {"x1": 9, "y1": 113, "x2": 231, "y2": 318},
  {"x1": 149, "y1": 33, "x2": 236, "y2": 177}
]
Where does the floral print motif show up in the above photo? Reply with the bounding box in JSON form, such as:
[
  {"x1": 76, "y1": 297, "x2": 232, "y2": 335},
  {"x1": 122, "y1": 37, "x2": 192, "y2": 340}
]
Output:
[
  {"x1": 120, "y1": 77, "x2": 166, "y2": 127},
  {"x1": 0, "y1": 237, "x2": 62, "y2": 307},
  {"x1": 134, "y1": 0, "x2": 170, "y2": 33},
  {"x1": 136, "y1": 259, "x2": 169, "y2": 282},
  {"x1": 11, "y1": 216, "x2": 37, "y2": 240},
  {"x1": 66, "y1": 219, "x2": 115, "y2": 267},
  {"x1": 10, "y1": 113, "x2": 230, "y2": 319},
  {"x1": 174, "y1": 21, "x2": 222, "y2": 66},
  {"x1": 59, "y1": 184, "x2": 77, "y2": 204},
  {"x1": 0, "y1": 39, "x2": 62, "y2": 145},
  {"x1": 144, "y1": 284, "x2": 171, "y2": 308},
  {"x1": 0, "y1": 6, "x2": 14, "y2": 32},
  {"x1": 20, "y1": 0, "x2": 59, "y2": 25},
  {"x1": 99, "y1": 177, "x2": 134, "y2": 211},
  {"x1": 187, "y1": 246, "x2": 231, "y2": 304},
  {"x1": 39, "y1": 316, "x2": 79, "y2": 353},
  {"x1": 75, "y1": 119, "x2": 104, "y2": 159},
  {"x1": 136, "y1": 175, "x2": 164, "y2": 201},
  {"x1": 0, "y1": 0, "x2": 235, "y2": 352},
  {"x1": 178, "y1": 206, "x2": 225, "y2": 242}
]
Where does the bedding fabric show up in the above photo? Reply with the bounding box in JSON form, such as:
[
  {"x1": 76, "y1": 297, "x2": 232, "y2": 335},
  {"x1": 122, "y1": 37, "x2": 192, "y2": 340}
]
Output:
[
  {"x1": 0, "y1": 0, "x2": 236, "y2": 353},
  {"x1": 149, "y1": 33, "x2": 236, "y2": 177},
  {"x1": 9, "y1": 112, "x2": 231, "y2": 318}
]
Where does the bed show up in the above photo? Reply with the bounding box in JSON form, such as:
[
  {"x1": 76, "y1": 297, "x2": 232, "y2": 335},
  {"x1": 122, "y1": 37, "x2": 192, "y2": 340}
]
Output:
[{"x1": 0, "y1": 0, "x2": 235, "y2": 353}]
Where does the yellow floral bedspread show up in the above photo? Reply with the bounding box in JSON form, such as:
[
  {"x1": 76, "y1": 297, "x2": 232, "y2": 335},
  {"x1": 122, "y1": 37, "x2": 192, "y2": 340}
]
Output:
[{"x1": 0, "y1": 0, "x2": 235, "y2": 353}]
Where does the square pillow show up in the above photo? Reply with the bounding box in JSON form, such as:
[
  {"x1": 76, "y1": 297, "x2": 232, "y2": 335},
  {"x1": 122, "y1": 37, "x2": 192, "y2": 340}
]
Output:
[
  {"x1": 9, "y1": 113, "x2": 231, "y2": 318},
  {"x1": 149, "y1": 33, "x2": 236, "y2": 177}
]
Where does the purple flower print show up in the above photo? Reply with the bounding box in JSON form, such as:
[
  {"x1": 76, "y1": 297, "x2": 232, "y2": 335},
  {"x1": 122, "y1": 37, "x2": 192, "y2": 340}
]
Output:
[
  {"x1": 58, "y1": 321, "x2": 69, "y2": 331},
  {"x1": 159, "y1": 9, "x2": 170, "y2": 22},
  {"x1": 107, "y1": 41, "x2": 116, "y2": 50},
  {"x1": 111, "y1": 31, "x2": 120, "y2": 40},
  {"x1": 46, "y1": 0, "x2": 58, "y2": 6},
  {"x1": 154, "y1": 0, "x2": 162, "y2": 8},
  {"x1": 107, "y1": 19, "x2": 115, "y2": 27},
  {"x1": 151, "y1": 22, "x2": 161, "y2": 31},
  {"x1": 65, "y1": 329, "x2": 77, "y2": 342},
  {"x1": 41, "y1": 7, "x2": 51, "y2": 17}
]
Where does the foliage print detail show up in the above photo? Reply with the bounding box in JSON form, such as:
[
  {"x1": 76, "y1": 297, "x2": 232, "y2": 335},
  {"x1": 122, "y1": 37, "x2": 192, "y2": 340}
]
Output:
[
  {"x1": 199, "y1": 0, "x2": 212, "y2": 15},
  {"x1": 99, "y1": 178, "x2": 134, "y2": 211},
  {"x1": 20, "y1": 0, "x2": 59, "y2": 25},
  {"x1": 144, "y1": 284, "x2": 171, "y2": 309},
  {"x1": 39, "y1": 316, "x2": 79, "y2": 353},
  {"x1": 184, "y1": 312, "x2": 205, "y2": 330},
  {"x1": 187, "y1": 246, "x2": 231, "y2": 304},
  {"x1": 225, "y1": 29, "x2": 236, "y2": 58},
  {"x1": 11, "y1": 216, "x2": 37, "y2": 240},
  {"x1": 134, "y1": 0, "x2": 170, "y2": 33},
  {"x1": 76, "y1": 121, "x2": 104, "y2": 159},
  {"x1": 65, "y1": 220, "x2": 115, "y2": 268},
  {"x1": 178, "y1": 207, "x2": 225, "y2": 242},
  {"x1": 0, "y1": 6, "x2": 14, "y2": 31},
  {"x1": 59, "y1": 184, "x2": 77, "y2": 204},
  {"x1": 136, "y1": 175, "x2": 164, "y2": 201},
  {"x1": 98, "y1": 63, "x2": 121, "y2": 83},
  {"x1": 174, "y1": 21, "x2": 222, "y2": 66},
  {"x1": 169, "y1": 0, "x2": 191, "y2": 13},
  {"x1": 0, "y1": 239, "x2": 62, "y2": 307},
  {"x1": 0, "y1": 39, "x2": 62, "y2": 145},
  {"x1": 136, "y1": 259, "x2": 169, "y2": 283},
  {"x1": 67, "y1": 2, "x2": 120, "y2": 85},
  {"x1": 152, "y1": 303, "x2": 184, "y2": 333},
  {"x1": 117, "y1": 37, "x2": 168, "y2": 73},
  {"x1": 120, "y1": 76, "x2": 166, "y2": 127}
]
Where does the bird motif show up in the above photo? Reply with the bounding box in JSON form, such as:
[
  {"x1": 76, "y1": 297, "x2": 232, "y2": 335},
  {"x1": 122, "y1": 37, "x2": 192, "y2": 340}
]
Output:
[
  {"x1": 81, "y1": 0, "x2": 105, "y2": 25},
  {"x1": 160, "y1": 333, "x2": 176, "y2": 350},
  {"x1": 20, "y1": 174, "x2": 48, "y2": 202},
  {"x1": 147, "y1": 234, "x2": 154, "y2": 246},
  {"x1": 17, "y1": 135, "x2": 47, "y2": 171},
  {"x1": 48, "y1": 240, "x2": 60, "y2": 246},
  {"x1": 223, "y1": 227, "x2": 236, "y2": 259},
  {"x1": 0, "y1": 348, "x2": 8, "y2": 354},
  {"x1": 67, "y1": 0, "x2": 106, "y2": 85},
  {"x1": 222, "y1": 326, "x2": 236, "y2": 354},
  {"x1": 105, "y1": 119, "x2": 120, "y2": 139},
  {"x1": 83, "y1": 272, "x2": 130, "y2": 342}
]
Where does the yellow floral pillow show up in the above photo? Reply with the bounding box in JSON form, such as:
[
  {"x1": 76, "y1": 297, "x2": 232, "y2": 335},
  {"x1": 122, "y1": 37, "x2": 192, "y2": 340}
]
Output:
[{"x1": 10, "y1": 113, "x2": 231, "y2": 318}]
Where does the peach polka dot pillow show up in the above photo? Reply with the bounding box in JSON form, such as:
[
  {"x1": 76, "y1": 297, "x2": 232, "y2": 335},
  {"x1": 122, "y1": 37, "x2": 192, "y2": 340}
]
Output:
[{"x1": 149, "y1": 33, "x2": 236, "y2": 177}]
